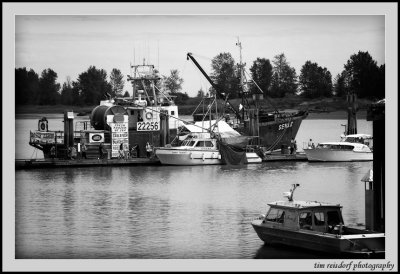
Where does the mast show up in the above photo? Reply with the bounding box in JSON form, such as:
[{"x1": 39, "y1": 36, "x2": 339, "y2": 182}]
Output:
[
  {"x1": 186, "y1": 53, "x2": 241, "y2": 120},
  {"x1": 236, "y1": 38, "x2": 246, "y2": 121},
  {"x1": 346, "y1": 90, "x2": 357, "y2": 135}
]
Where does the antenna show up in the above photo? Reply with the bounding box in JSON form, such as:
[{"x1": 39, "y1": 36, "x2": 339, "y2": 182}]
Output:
[{"x1": 283, "y1": 184, "x2": 300, "y2": 202}]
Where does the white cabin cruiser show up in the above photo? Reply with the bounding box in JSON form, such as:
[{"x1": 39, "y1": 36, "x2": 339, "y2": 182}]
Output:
[
  {"x1": 155, "y1": 120, "x2": 262, "y2": 165},
  {"x1": 303, "y1": 134, "x2": 373, "y2": 162}
]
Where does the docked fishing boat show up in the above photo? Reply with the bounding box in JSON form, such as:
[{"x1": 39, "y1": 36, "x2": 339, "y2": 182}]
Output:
[
  {"x1": 186, "y1": 39, "x2": 308, "y2": 153},
  {"x1": 29, "y1": 63, "x2": 180, "y2": 159},
  {"x1": 304, "y1": 134, "x2": 373, "y2": 162},
  {"x1": 155, "y1": 128, "x2": 262, "y2": 166},
  {"x1": 251, "y1": 184, "x2": 385, "y2": 258}
]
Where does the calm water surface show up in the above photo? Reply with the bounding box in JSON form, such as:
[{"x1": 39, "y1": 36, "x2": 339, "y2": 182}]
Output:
[{"x1": 15, "y1": 115, "x2": 373, "y2": 259}]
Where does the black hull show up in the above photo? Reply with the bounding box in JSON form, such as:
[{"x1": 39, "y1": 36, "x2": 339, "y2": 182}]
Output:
[{"x1": 237, "y1": 111, "x2": 308, "y2": 151}]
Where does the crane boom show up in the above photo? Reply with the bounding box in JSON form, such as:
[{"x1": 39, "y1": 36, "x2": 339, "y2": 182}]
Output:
[{"x1": 186, "y1": 53, "x2": 241, "y2": 119}]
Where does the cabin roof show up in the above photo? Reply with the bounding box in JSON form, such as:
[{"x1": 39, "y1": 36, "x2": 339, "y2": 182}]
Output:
[
  {"x1": 344, "y1": 134, "x2": 372, "y2": 139},
  {"x1": 268, "y1": 200, "x2": 342, "y2": 209}
]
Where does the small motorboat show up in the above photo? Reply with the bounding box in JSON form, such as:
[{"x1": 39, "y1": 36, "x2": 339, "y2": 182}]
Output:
[
  {"x1": 155, "y1": 132, "x2": 262, "y2": 166},
  {"x1": 303, "y1": 134, "x2": 373, "y2": 162},
  {"x1": 251, "y1": 184, "x2": 385, "y2": 257}
]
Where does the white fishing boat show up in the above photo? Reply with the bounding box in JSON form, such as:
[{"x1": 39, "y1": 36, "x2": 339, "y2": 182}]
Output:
[
  {"x1": 155, "y1": 120, "x2": 262, "y2": 165},
  {"x1": 155, "y1": 132, "x2": 221, "y2": 166},
  {"x1": 303, "y1": 134, "x2": 373, "y2": 162},
  {"x1": 251, "y1": 184, "x2": 385, "y2": 258}
]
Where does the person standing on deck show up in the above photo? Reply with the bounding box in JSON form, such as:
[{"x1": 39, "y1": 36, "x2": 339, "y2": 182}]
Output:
[
  {"x1": 290, "y1": 138, "x2": 295, "y2": 154},
  {"x1": 146, "y1": 142, "x2": 152, "y2": 158},
  {"x1": 81, "y1": 142, "x2": 87, "y2": 159},
  {"x1": 99, "y1": 142, "x2": 104, "y2": 159},
  {"x1": 50, "y1": 145, "x2": 56, "y2": 159}
]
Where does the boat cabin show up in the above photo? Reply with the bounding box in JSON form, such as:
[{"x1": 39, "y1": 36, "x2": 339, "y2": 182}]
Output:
[
  {"x1": 178, "y1": 133, "x2": 217, "y2": 150},
  {"x1": 340, "y1": 134, "x2": 373, "y2": 148},
  {"x1": 316, "y1": 142, "x2": 372, "y2": 153},
  {"x1": 262, "y1": 201, "x2": 345, "y2": 234}
]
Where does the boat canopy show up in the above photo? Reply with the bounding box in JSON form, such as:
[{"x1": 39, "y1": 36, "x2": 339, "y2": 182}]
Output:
[{"x1": 181, "y1": 120, "x2": 242, "y2": 138}]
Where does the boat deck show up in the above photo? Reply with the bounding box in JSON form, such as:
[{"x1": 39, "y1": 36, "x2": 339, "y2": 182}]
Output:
[
  {"x1": 15, "y1": 152, "x2": 308, "y2": 170},
  {"x1": 15, "y1": 158, "x2": 161, "y2": 170},
  {"x1": 262, "y1": 152, "x2": 308, "y2": 162}
]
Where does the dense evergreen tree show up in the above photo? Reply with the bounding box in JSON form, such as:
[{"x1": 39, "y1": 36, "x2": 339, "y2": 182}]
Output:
[
  {"x1": 73, "y1": 66, "x2": 112, "y2": 105},
  {"x1": 249, "y1": 58, "x2": 273, "y2": 98},
  {"x1": 299, "y1": 61, "x2": 333, "y2": 98},
  {"x1": 162, "y1": 69, "x2": 184, "y2": 93},
  {"x1": 60, "y1": 76, "x2": 81, "y2": 105},
  {"x1": 343, "y1": 51, "x2": 384, "y2": 99},
  {"x1": 270, "y1": 53, "x2": 297, "y2": 97},
  {"x1": 15, "y1": 68, "x2": 39, "y2": 105},
  {"x1": 109, "y1": 68, "x2": 125, "y2": 97},
  {"x1": 333, "y1": 72, "x2": 348, "y2": 97},
  {"x1": 37, "y1": 68, "x2": 61, "y2": 105},
  {"x1": 210, "y1": 52, "x2": 240, "y2": 99}
]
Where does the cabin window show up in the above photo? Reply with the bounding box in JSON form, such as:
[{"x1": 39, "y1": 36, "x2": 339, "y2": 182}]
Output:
[
  {"x1": 196, "y1": 141, "x2": 205, "y2": 147},
  {"x1": 299, "y1": 212, "x2": 313, "y2": 229},
  {"x1": 327, "y1": 211, "x2": 341, "y2": 227},
  {"x1": 171, "y1": 111, "x2": 175, "y2": 115},
  {"x1": 266, "y1": 208, "x2": 285, "y2": 223},
  {"x1": 204, "y1": 141, "x2": 213, "y2": 147},
  {"x1": 188, "y1": 141, "x2": 196, "y2": 147},
  {"x1": 313, "y1": 212, "x2": 325, "y2": 226}
]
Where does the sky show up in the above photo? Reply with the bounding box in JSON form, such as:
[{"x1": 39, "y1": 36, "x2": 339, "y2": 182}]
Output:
[{"x1": 15, "y1": 14, "x2": 385, "y2": 97}]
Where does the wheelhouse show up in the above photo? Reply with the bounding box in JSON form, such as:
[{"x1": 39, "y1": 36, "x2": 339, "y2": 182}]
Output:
[{"x1": 263, "y1": 202, "x2": 344, "y2": 234}]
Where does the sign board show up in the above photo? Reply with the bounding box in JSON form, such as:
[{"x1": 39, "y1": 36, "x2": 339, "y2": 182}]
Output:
[
  {"x1": 137, "y1": 121, "x2": 159, "y2": 131},
  {"x1": 89, "y1": 133, "x2": 105, "y2": 143},
  {"x1": 30, "y1": 131, "x2": 56, "y2": 144},
  {"x1": 108, "y1": 115, "x2": 129, "y2": 158}
]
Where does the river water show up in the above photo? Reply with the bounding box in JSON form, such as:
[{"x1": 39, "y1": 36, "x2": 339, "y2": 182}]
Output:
[{"x1": 15, "y1": 114, "x2": 374, "y2": 260}]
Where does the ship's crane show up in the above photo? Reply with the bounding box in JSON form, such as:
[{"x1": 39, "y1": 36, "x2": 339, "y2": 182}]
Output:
[{"x1": 186, "y1": 52, "x2": 242, "y2": 120}]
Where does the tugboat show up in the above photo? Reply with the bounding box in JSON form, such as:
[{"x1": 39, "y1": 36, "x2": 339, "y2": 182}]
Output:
[
  {"x1": 251, "y1": 184, "x2": 385, "y2": 258},
  {"x1": 29, "y1": 62, "x2": 180, "y2": 159}
]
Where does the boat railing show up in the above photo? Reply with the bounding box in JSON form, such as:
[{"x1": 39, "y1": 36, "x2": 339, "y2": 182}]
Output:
[{"x1": 29, "y1": 130, "x2": 64, "y2": 144}]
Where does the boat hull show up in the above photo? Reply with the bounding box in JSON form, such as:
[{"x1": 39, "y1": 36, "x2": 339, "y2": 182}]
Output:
[
  {"x1": 155, "y1": 148, "x2": 222, "y2": 165},
  {"x1": 155, "y1": 148, "x2": 262, "y2": 165},
  {"x1": 251, "y1": 220, "x2": 384, "y2": 257},
  {"x1": 304, "y1": 148, "x2": 373, "y2": 162},
  {"x1": 237, "y1": 111, "x2": 308, "y2": 151}
]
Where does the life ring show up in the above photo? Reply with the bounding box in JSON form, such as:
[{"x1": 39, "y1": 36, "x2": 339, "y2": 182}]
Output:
[
  {"x1": 145, "y1": 112, "x2": 153, "y2": 120},
  {"x1": 39, "y1": 120, "x2": 47, "y2": 131}
]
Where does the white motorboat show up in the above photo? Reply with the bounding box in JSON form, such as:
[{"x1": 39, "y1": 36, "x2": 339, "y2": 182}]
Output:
[
  {"x1": 155, "y1": 133, "x2": 222, "y2": 166},
  {"x1": 303, "y1": 134, "x2": 373, "y2": 162},
  {"x1": 155, "y1": 132, "x2": 262, "y2": 166}
]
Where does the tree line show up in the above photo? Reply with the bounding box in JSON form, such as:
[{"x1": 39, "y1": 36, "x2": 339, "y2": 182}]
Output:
[
  {"x1": 15, "y1": 65, "x2": 190, "y2": 106},
  {"x1": 15, "y1": 66, "x2": 128, "y2": 106},
  {"x1": 206, "y1": 51, "x2": 385, "y2": 100},
  {"x1": 15, "y1": 50, "x2": 385, "y2": 107}
]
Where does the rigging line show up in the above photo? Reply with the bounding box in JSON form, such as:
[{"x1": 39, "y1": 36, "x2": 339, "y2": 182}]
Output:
[
  {"x1": 266, "y1": 127, "x2": 288, "y2": 152},
  {"x1": 136, "y1": 104, "x2": 213, "y2": 132},
  {"x1": 154, "y1": 85, "x2": 172, "y2": 103},
  {"x1": 30, "y1": 148, "x2": 37, "y2": 159},
  {"x1": 243, "y1": 70, "x2": 280, "y2": 115}
]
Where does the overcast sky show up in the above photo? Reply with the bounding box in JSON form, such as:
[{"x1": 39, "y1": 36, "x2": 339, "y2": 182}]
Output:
[{"x1": 15, "y1": 15, "x2": 384, "y2": 97}]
